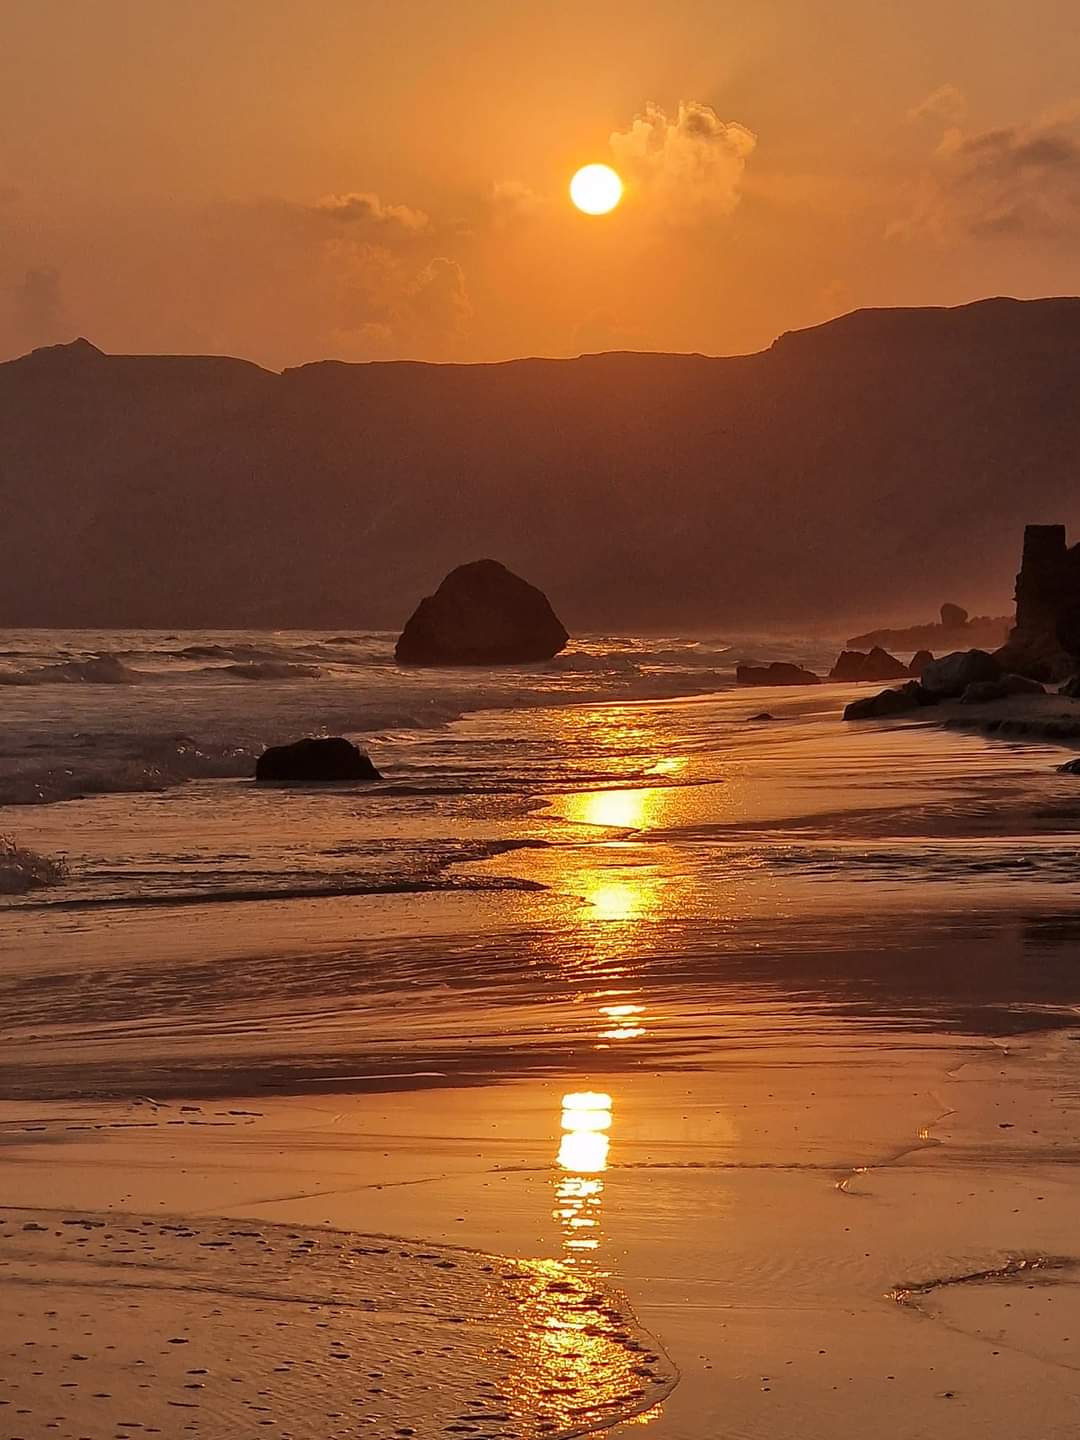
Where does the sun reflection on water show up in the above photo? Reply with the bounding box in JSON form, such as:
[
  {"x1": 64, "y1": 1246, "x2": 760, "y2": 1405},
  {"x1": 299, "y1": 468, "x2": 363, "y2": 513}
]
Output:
[
  {"x1": 497, "y1": 1089, "x2": 671, "y2": 1425},
  {"x1": 554, "y1": 1091, "x2": 612, "y2": 1274},
  {"x1": 599, "y1": 1001, "x2": 647, "y2": 1041}
]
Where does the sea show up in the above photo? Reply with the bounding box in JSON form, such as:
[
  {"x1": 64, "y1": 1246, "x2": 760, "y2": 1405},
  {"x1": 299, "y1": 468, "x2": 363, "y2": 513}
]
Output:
[{"x1": 3, "y1": 627, "x2": 1079, "y2": 1104}]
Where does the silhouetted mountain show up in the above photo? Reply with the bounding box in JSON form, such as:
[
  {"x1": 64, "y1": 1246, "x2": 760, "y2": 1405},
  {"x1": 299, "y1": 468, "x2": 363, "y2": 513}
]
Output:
[{"x1": 3, "y1": 297, "x2": 1079, "y2": 630}]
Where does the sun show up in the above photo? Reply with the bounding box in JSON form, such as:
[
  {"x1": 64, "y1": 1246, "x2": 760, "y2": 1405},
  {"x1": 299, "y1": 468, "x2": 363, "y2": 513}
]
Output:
[{"x1": 570, "y1": 163, "x2": 623, "y2": 216}]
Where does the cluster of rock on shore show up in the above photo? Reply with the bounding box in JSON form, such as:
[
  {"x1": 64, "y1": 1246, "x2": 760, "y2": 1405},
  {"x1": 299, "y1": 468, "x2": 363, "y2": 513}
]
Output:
[
  {"x1": 252, "y1": 524, "x2": 1080, "y2": 781},
  {"x1": 839, "y1": 525, "x2": 1080, "y2": 721}
]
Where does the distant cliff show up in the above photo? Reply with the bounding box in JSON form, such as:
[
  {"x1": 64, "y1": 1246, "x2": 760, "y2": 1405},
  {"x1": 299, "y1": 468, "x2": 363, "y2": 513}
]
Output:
[{"x1": 3, "y1": 297, "x2": 1080, "y2": 629}]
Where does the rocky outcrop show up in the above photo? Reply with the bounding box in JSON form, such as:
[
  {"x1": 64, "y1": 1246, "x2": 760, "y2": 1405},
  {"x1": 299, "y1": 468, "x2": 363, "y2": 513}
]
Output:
[
  {"x1": 919, "y1": 650, "x2": 1001, "y2": 699},
  {"x1": 844, "y1": 681, "x2": 931, "y2": 720},
  {"x1": 908, "y1": 649, "x2": 935, "y2": 676},
  {"x1": 395, "y1": 560, "x2": 569, "y2": 666},
  {"x1": 736, "y1": 662, "x2": 821, "y2": 686},
  {"x1": 255, "y1": 737, "x2": 381, "y2": 783},
  {"x1": 995, "y1": 525, "x2": 1080, "y2": 681},
  {"x1": 847, "y1": 608, "x2": 1009, "y2": 653},
  {"x1": 829, "y1": 646, "x2": 908, "y2": 682}
]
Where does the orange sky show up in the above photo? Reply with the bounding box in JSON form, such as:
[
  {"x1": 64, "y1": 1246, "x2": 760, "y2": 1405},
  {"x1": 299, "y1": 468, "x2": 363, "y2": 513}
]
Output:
[{"x1": 3, "y1": 0, "x2": 1080, "y2": 366}]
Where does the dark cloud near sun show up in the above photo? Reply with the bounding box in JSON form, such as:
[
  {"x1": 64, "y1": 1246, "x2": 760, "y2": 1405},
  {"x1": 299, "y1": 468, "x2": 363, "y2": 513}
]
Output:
[{"x1": 901, "y1": 108, "x2": 1080, "y2": 241}]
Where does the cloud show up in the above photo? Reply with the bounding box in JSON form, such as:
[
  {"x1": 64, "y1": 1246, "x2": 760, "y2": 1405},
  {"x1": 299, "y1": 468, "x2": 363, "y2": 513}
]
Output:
[
  {"x1": 609, "y1": 101, "x2": 757, "y2": 220},
  {"x1": 327, "y1": 244, "x2": 471, "y2": 356},
  {"x1": 898, "y1": 109, "x2": 1080, "y2": 241},
  {"x1": 405, "y1": 257, "x2": 471, "y2": 339},
  {"x1": 314, "y1": 191, "x2": 429, "y2": 232},
  {"x1": 10, "y1": 266, "x2": 70, "y2": 348},
  {"x1": 489, "y1": 179, "x2": 545, "y2": 226},
  {"x1": 908, "y1": 84, "x2": 967, "y2": 127}
]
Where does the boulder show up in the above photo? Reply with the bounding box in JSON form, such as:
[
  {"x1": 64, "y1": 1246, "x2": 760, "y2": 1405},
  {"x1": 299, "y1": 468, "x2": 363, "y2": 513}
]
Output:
[
  {"x1": 829, "y1": 646, "x2": 909, "y2": 682},
  {"x1": 1060, "y1": 675, "x2": 1080, "y2": 699},
  {"x1": 395, "y1": 559, "x2": 568, "y2": 665},
  {"x1": 736, "y1": 662, "x2": 820, "y2": 687},
  {"x1": 959, "y1": 674, "x2": 1044, "y2": 704},
  {"x1": 1058, "y1": 758, "x2": 1080, "y2": 774},
  {"x1": 255, "y1": 737, "x2": 381, "y2": 783},
  {"x1": 844, "y1": 681, "x2": 929, "y2": 720},
  {"x1": 1001, "y1": 673, "x2": 1045, "y2": 696},
  {"x1": 747, "y1": 711, "x2": 775, "y2": 721},
  {"x1": 940, "y1": 603, "x2": 969, "y2": 629},
  {"x1": 994, "y1": 631, "x2": 1073, "y2": 683},
  {"x1": 919, "y1": 649, "x2": 1001, "y2": 699},
  {"x1": 909, "y1": 649, "x2": 935, "y2": 676}
]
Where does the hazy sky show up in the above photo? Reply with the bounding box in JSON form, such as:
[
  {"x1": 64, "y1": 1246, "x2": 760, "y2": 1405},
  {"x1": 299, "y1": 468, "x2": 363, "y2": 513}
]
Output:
[{"x1": 3, "y1": 0, "x2": 1080, "y2": 366}]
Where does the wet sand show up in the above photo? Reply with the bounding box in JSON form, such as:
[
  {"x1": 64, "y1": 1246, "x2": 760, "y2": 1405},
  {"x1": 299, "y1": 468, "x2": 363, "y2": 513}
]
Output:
[{"x1": 5, "y1": 1022, "x2": 1080, "y2": 1438}]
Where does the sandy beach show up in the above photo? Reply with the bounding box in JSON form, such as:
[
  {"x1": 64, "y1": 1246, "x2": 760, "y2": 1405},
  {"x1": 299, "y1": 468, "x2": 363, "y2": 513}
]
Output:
[{"x1": 6, "y1": 638, "x2": 1080, "y2": 1437}]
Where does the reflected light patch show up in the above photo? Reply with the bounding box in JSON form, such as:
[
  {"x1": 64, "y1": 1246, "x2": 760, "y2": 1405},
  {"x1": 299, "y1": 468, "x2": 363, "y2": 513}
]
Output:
[
  {"x1": 558, "y1": 1130, "x2": 610, "y2": 1171},
  {"x1": 558, "y1": 1091, "x2": 613, "y2": 1173},
  {"x1": 585, "y1": 876, "x2": 652, "y2": 922},
  {"x1": 647, "y1": 757, "x2": 687, "y2": 776},
  {"x1": 599, "y1": 1002, "x2": 646, "y2": 1042},
  {"x1": 570, "y1": 788, "x2": 656, "y2": 830}
]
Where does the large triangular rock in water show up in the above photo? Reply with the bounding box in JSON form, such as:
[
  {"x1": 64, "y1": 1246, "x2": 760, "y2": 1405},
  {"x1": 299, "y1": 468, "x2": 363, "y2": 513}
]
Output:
[{"x1": 395, "y1": 559, "x2": 569, "y2": 665}]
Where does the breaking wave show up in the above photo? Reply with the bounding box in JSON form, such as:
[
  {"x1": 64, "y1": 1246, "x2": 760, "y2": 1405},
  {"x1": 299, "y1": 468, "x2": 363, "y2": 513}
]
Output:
[
  {"x1": 0, "y1": 736, "x2": 256, "y2": 807},
  {"x1": 0, "y1": 654, "x2": 144, "y2": 686},
  {"x1": 219, "y1": 661, "x2": 322, "y2": 681}
]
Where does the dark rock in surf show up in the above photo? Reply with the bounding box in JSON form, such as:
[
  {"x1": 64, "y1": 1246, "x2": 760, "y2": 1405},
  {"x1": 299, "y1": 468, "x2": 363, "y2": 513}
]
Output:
[
  {"x1": 908, "y1": 649, "x2": 935, "y2": 676},
  {"x1": 1059, "y1": 675, "x2": 1080, "y2": 699},
  {"x1": 255, "y1": 737, "x2": 381, "y2": 783},
  {"x1": 395, "y1": 559, "x2": 569, "y2": 666},
  {"x1": 843, "y1": 681, "x2": 929, "y2": 720},
  {"x1": 747, "y1": 711, "x2": 775, "y2": 721},
  {"x1": 919, "y1": 649, "x2": 1001, "y2": 699},
  {"x1": 736, "y1": 662, "x2": 820, "y2": 687},
  {"x1": 1058, "y1": 757, "x2": 1080, "y2": 774},
  {"x1": 828, "y1": 646, "x2": 908, "y2": 682}
]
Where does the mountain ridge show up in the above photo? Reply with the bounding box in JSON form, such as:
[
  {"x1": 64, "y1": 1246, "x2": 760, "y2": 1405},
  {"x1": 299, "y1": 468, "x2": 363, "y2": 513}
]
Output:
[{"x1": 3, "y1": 297, "x2": 1078, "y2": 630}]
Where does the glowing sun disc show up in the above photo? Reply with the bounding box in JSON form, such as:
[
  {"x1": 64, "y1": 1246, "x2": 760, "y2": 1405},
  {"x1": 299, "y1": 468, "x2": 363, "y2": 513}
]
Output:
[{"x1": 570, "y1": 163, "x2": 623, "y2": 215}]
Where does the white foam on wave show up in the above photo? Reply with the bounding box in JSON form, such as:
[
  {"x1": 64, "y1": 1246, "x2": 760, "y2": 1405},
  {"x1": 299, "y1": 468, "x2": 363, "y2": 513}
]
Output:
[
  {"x1": 0, "y1": 736, "x2": 256, "y2": 807},
  {"x1": 0, "y1": 654, "x2": 145, "y2": 686}
]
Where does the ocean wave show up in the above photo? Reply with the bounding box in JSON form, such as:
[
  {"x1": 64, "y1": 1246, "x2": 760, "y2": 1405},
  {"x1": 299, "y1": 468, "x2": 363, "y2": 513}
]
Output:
[
  {"x1": 0, "y1": 736, "x2": 255, "y2": 806},
  {"x1": 219, "y1": 661, "x2": 322, "y2": 681},
  {"x1": 544, "y1": 651, "x2": 641, "y2": 674},
  {"x1": 0, "y1": 654, "x2": 144, "y2": 686},
  {"x1": 172, "y1": 642, "x2": 284, "y2": 662},
  {"x1": 0, "y1": 836, "x2": 68, "y2": 893},
  {"x1": 12, "y1": 872, "x2": 546, "y2": 912}
]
